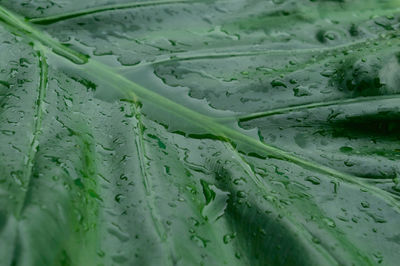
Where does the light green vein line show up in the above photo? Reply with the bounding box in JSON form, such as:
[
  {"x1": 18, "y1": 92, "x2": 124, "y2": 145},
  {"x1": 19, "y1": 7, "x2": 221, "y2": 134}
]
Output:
[
  {"x1": 16, "y1": 49, "x2": 48, "y2": 218},
  {"x1": 1, "y1": 5, "x2": 399, "y2": 214},
  {"x1": 0, "y1": 6, "x2": 87, "y2": 64},
  {"x1": 117, "y1": 32, "x2": 398, "y2": 71},
  {"x1": 28, "y1": 0, "x2": 194, "y2": 25},
  {"x1": 130, "y1": 102, "x2": 176, "y2": 264},
  {"x1": 218, "y1": 95, "x2": 400, "y2": 123},
  {"x1": 132, "y1": 102, "x2": 166, "y2": 239}
]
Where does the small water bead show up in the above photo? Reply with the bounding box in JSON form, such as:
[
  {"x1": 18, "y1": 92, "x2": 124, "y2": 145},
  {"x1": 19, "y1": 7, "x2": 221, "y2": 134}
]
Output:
[
  {"x1": 293, "y1": 86, "x2": 312, "y2": 97},
  {"x1": 361, "y1": 201, "x2": 370, "y2": 208},
  {"x1": 305, "y1": 176, "x2": 321, "y2": 185},
  {"x1": 190, "y1": 235, "x2": 209, "y2": 248},
  {"x1": 115, "y1": 194, "x2": 123, "y2": 203},
  {"x1": 323, "y1": 217, "x2": 336, "y2": 228},
  {"x1": 223, "y1": 233, "x2": 236, "y2": 244},
  {"x1": 97, "y1": 250, "x2": 105, "y2": 257},
  {"x1": 271, "y1": 79, "x2": 287, "y2": 88},
  {"x1": 236, "y1": 191, "x2": 246, "y2": 198}
]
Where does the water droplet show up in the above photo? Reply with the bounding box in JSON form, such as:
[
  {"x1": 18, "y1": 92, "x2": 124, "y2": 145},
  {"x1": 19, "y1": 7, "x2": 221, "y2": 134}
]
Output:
[
  {"x1": 236, "y1": 191, "x2": 246, "y2": 198},
  {"x1": 235, "y1": 252, "x2": 241, "y2": 259},
  {"x1": 344, "y1": 160, "x2": 355, "y2": 167},
  {"x1": 323, "y1": 217, "x2": 336, "y2": 228},
  {"x1": 373, "y1": 251, "x2": 383, "y2": 263},
  {"x1": 107, "y1": 224, "x2": 130, "y2": 242},
  {"x1": 367, "y1": 213, "x2": 387, "y2": 223},
  {"x1": 88, "y1": 189, "x2": 103, "y2": 201},
  {"x1": 293, "y1": 86, "x2": 312, "y2": 97},
  {"x1": 223, "y1": 233, "x2": 236, "y2": 244},
  {"x1": 271, "y1": 79, "x2": 287, "y2": 88},
  {"x1": 361, "y1": 201, "x2": 370, "y2": 208},
  {"x1": 312, "y1": 237, "x2": 321, "y2": 244},
  {"x1": 233, "y1": 177, "x2": 246, "y2": 185},
  {"x1": 188, "y1": 217, "x2": 200, "y2": 227},
  {"x1": 1, "y1": 130, "x2": 15, "y2": 136},
  {"x1": 190, "y1": 235, "x2": 209, "y2": 248},
  {"x1": 115, "y1": 194, "x2": 123, "y2": 203},
  {"x1": 111, "y1": 254, "x2": 128, "y2": 263},
  {"x1": 320, "y1": 69, "x2": 336, "y2": 77},
  {"x1": 340, "y1": 146, "x2": 353, "y2": 153},
  {"x1": 200, "y1": 180, "x2": 229, "y2": 221},
  {"x1": 168, "y1": 202, "x2": 177, "y2": 208},
  {"x1": 305, "y1": 176, "x2": 321, "y2": 185},
  {"x1": 11, "y1": 171, "x2": 23, "y2": 186},
  {"x1": 336, "y1": 215, "x2": 349, "y2": 222}
]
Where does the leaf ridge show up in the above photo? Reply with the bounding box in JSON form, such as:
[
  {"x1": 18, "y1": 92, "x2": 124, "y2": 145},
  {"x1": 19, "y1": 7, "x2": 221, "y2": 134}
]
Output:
[
  {"x1": 119, "y1": 32, "x2": 399, "y2": 69},
  {"x1": 28, "y1": 0, "x2": 196, "y2": 25},
  {"x1": 0, "y1": 7, "x2": 88, "y2": 64},
  {"x1": 129, "y1": 101, "x2": 177, "y2": 264},
  {"x1": 224, "y1": 94, "x2": 400, "y2": 122},
  {"x1": 16, "y1": 49, "x2": 48, "y2": 218}
]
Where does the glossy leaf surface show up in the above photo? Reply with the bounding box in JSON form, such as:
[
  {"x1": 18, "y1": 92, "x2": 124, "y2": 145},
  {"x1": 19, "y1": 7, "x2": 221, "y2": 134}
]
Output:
[{"x1": 0, "y1": 0, "x2": 400, "y2": 265}]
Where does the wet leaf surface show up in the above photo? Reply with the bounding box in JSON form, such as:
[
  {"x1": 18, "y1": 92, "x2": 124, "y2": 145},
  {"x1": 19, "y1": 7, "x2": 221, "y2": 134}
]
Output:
[{"x1": 0, "y1": 0, "x2": 400, "y2": 265}]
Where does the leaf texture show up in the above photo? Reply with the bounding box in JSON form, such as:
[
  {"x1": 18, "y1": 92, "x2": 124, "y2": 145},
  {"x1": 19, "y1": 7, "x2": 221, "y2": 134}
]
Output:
[{"x1": 0, "y1": 0, "x2": 400, "y2": 265}]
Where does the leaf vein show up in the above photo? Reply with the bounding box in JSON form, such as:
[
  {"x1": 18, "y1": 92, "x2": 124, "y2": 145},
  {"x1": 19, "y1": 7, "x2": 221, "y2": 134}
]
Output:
[
  {"x1": 28, "y1": 0, "x2": 195, "y2": 25},
  {"x1": 16, "y1": 49, "x2": 48, "y2": 218},
  {"x1": 225, "y1": 95, "x2": 400, "y2": 122}
]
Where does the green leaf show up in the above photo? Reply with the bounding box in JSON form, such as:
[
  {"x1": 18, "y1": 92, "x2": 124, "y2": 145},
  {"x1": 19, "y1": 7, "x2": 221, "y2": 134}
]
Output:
[{"x1": 0, "y1": 0, "x2": 399, "y2": 265}]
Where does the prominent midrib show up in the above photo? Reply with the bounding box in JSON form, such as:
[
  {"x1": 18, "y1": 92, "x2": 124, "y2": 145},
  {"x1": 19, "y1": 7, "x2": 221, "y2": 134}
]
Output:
[
  {"x1": 28, "y1": 0, "x2": 194, "y2": 25},
  {"x1": 0, "y1": 5, "x2": 399, "y2": 215}
]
